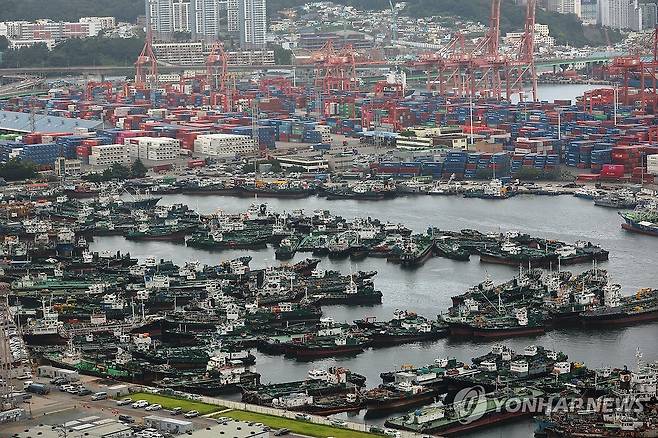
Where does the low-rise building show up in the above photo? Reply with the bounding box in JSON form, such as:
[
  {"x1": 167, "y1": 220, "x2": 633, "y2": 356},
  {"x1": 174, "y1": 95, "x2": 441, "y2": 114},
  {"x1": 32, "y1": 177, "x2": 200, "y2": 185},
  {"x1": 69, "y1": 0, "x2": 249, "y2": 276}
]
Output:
[
  {"x1": 183, "y1": 421, "x2": 269, "y2": 438},
  {"x1": 194, "y1": 133, "x2": 256, "y2": 158},
  {"x1": 278, "y1": 155, "x2": 329, "y2": 172},
  {"x1": 395, "y1": 136, "x2": 435, "y2": 151},
  {"x1": 89, "y1": 144, "x2": 131, "y2": 167},
  {"x1": 434, "y1": 134, "x2": 469, "y2": 149},
  {"x1": 153, "y1": 41, "x2": 275, "y2": 66},
  {"x1": 36, "y1": 365, "x2": 80, "y2": 381},
  {"x1": 54, "y1": 157, "x2": 82, "y2": 176},
  {"x1": 12, "y1": 418, "x2": 132, "y2": 438},
  {"x1": 143, "y1": 416, "x2": 194, "y2": 434},
  {"x1": 125, "y1": 137, "x2": 180, "y2": 162},
  {"x1": 327, "y1": 153, "x2": 355, "y2": 172}
]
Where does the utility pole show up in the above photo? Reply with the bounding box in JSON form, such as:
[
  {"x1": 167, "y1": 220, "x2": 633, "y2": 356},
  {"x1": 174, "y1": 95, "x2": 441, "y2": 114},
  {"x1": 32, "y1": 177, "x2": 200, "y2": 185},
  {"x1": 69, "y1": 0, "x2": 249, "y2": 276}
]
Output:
[
  {"x1": 29, "y1": 106, "x2": 36, "y2": 133},
  {"x1": 252, "y1": 98, "x2": 260, "y2": 151},
  {"x1": 0, "y1": 304, "x2": 15, "y2": 411}
]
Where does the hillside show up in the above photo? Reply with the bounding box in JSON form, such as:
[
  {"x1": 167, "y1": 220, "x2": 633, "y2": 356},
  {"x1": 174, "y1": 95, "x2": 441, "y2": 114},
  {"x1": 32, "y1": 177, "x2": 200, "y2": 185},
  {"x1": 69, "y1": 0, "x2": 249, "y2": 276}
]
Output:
[
  {"x1": 270, "y1": 0, "x2": 621, "y2": 47},
  {"x1": 0, "y1": 0, "x2": 621, "y2": 48},
  {"x1": 0, "y1": 0, "x2": 143, "y2": 23}
]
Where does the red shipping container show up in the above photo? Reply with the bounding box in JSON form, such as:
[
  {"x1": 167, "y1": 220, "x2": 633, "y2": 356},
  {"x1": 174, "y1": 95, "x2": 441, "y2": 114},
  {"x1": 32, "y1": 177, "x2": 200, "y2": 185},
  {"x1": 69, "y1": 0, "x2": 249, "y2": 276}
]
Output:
[
  {"x1": 601, "y1": 164, "x2": 625, "y2": 177},
  {"x1": 187, "y1": 160, "x2": 205, "y2": 169},
  {"x1": 76, "y1": 145, "x2": 91, "y2": 157}
]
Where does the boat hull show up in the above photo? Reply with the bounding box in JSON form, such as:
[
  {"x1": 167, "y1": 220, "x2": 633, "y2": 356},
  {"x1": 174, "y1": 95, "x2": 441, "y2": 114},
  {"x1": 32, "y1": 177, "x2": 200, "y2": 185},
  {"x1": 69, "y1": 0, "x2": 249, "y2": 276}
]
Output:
[{"x1": 622, "y1": 222, "x2": 658, "y2": 237}]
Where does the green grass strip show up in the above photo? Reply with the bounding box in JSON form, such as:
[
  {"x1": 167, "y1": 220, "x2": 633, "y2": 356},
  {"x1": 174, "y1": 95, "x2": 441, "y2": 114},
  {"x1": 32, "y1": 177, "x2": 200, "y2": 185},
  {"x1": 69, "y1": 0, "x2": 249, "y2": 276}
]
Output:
[
  {"x1": 127, "y1": 392, "x2": 222, "y2": 415},
  {"x1": 217, "y1": 410, "x2": 383, "y2": 437}
]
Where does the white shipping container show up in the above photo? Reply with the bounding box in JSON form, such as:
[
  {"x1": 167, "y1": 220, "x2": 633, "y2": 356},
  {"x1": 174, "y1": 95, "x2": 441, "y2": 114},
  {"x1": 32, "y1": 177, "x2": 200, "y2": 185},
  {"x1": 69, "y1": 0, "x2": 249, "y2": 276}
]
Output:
[{"x1": 648, "y1": 155, "x2": 658, "y2": 175}]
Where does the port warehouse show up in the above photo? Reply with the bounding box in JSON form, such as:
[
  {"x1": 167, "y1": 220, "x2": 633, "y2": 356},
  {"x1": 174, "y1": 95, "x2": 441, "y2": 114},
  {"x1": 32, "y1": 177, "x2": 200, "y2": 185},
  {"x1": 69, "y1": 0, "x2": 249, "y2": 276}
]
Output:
[{"x1": 3, "y1": 89, "x2": 658, "y2": 183}]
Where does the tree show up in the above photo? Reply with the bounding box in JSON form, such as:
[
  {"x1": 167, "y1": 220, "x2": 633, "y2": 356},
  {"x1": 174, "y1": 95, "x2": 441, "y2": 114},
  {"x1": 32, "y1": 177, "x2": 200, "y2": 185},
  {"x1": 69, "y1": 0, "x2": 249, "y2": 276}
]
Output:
[
  {"x1": 0, "y1": 158, "x2": 37, "y2": 181},
  {"x1": 172, "y1": 32, "x2": 192, "y2": 42},
  {"x1": 109, "y1": 163, "x2": 131, "y2": 180},
  {"x1": 516, "y1": 167, "x2": 542, "y2": 180},
  {"x1": 272, "y1": 45, "x2": 293, "y2": 65},
  {"x1": 475, "y1": 168, "x2": 493, "y2": 180},
  {"x1": 0, "y1": 37, "x2": 144, "y2": 68},
  {"x1": 131, "y1": 159, "x2": 147, "y2": 178},
  {"x1": 0, "y1": 0, "x2": 144, "y2": 22}
]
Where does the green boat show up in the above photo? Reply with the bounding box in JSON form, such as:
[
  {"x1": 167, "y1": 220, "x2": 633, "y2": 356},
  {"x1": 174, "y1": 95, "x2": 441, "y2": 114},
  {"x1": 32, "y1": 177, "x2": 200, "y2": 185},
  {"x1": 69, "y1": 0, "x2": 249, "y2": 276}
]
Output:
[
  {"x1": 385, "y1": 387, "x2": 544, "y2": 436},
  {"x1": 125, "y1": 224, "x2": 195, "y2": 242},
  {"x1": 434, "y1": 240, "x2": 471, "y2": 261},
  {"x1": 186, "y1": 230, "x2": 270, "y2": 250},
  {"x1": 275, "y1": 236, "x2": 300, "y2": 260}
]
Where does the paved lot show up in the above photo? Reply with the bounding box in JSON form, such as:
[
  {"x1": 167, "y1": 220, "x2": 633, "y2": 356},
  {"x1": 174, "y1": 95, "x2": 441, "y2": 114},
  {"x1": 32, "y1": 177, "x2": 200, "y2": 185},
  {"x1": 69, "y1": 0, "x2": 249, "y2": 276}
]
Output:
[
  {"x1": 4, "y1": 375, "x2": 309, "y2": 437},
  {"x1": 4, "y1": 376, "x2": 217, "y2": 434}
]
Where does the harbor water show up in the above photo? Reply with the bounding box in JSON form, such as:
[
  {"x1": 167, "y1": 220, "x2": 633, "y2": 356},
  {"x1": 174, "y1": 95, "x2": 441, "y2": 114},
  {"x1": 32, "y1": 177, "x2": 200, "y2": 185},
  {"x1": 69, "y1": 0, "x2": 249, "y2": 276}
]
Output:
[{"x1": 90, "y1": 194, "x2": 658, "y2": 437}]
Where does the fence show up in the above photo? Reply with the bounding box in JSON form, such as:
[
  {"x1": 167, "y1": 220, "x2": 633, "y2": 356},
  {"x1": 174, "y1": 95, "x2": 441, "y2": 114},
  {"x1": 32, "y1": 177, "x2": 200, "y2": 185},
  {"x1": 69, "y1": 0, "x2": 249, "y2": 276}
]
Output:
[{"x1": 136, "y1": 385, "x2": 424, "y2": 437}]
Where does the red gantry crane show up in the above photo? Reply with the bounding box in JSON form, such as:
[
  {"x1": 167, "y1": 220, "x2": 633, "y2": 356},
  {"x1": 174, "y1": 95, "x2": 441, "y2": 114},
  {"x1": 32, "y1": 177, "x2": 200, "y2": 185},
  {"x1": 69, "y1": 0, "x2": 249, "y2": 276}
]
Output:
[
  {"x1": 505, "y1": 0, "x2": 538, "y2": 102},
  {"x1": 206, "y1": 41, "x2": 231, "y2": 111},
  {"x1": 135, "y1": 29, "x2": 158, "y2": 90},
  {"x1": 412, "y1": 0, "x2": 537, "y2": 101},
  {"x1": 607, "y1": 26, "x2": 658, "y2": 112},
  {"x1": 311, "y1": 40, "x2": 359, "y2": 93}
]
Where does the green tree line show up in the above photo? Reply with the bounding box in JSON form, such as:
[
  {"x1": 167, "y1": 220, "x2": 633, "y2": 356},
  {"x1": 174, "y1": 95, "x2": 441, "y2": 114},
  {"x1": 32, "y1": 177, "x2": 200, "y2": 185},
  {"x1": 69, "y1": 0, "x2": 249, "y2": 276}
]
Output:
[
  {"x1": 83, "y1": 159, "x2": 147, "y2": 182},
  {"x1": 0, "y1": 0, "x2": 143, "y2": 22},
  {"x1": 0, "y1": 158, "x2": 37, "y2": 181},
  {"x1": 0, "y1": 36, "x2": 144, "y2": 68}
]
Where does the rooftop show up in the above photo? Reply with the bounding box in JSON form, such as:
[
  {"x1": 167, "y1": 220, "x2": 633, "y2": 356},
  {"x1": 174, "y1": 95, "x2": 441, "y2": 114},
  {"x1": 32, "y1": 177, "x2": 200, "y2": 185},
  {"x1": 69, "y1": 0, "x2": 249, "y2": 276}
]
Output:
[
  {"x1": 183, "y1": 421, "x2": 269, "y2": 438},
  {"x1": 0, "y1": 110, "x2": 102, "y2": 134},
  {"x1": 11, "y1": 420, "x2": 132, "y2": 438}
]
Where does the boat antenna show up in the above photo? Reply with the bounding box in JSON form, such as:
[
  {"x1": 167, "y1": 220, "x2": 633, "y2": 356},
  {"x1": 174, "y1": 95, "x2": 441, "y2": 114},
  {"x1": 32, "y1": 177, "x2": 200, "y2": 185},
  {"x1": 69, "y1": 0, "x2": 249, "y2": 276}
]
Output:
[{"x1": 477, "y1": 288, "x2": 501, "y2": 315}]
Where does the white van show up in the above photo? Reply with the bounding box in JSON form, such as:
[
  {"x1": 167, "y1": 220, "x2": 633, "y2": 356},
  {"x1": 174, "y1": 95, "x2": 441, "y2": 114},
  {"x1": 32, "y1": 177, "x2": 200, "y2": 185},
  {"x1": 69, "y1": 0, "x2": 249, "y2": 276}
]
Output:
[{"x1": 91, "y1": 392, "x2": 108, "y2": 401}]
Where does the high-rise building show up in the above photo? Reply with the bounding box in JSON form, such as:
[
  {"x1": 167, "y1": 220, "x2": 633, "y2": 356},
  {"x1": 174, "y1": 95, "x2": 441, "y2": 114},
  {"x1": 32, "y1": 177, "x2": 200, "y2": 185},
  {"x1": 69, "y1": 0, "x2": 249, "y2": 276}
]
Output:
[
  {"x1": 172, "y1": 0, "x2": 191, "y2": 32},
  {"x1": 599, "y1": 0, "x2": 654, "y2": 30},
  {"x1": 238, "y1": 0, "x2": 266, "y2": 48},
  {"x1": 639, "y1": 2, "x2": 658, "y2": 30},
  {"x1": 227, "y1": 0, "x2": 239, "y2": 33},
  {"x1": 146, "y1": 0, "x2": 225, "y2": 38},
  {"x1": 545, "y1": 0, "x2": 581, "y2": 17},
  {"x1": 147, "y1": 0, "x2": 175, "y2": 33},
  {"x1": 580, "y1": 0, "x2": 598, "y2": 25}
]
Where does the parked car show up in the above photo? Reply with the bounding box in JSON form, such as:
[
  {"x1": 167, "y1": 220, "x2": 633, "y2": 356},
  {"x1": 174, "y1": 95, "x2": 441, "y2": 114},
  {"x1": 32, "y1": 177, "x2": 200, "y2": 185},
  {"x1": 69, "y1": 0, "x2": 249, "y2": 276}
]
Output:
[
  {"x1": 76, "y1": 388, "x2": 92, "y2": 396},
  {"x1": 118, "y1": 414, "x2": 135, "y2": 423},
  {"x1": 116, "y1": 398, "x2": 132, "y2": 406},
  {"x1": 132, "y1": 400, "x2": 149, "y2": 408},
  {"x1": 183, "y1": 410, "x2": 199, "y2": 418},
  {"x1": 91, "y1": 392, "x2": 108, "y2": 401},
  {"x1": 170, "y1": 407, "x2": 182, "y2": 415},
  {"x1": 145, "y1": 404, "x2": 162, "y2": 411},
  {"x1": 274, "y1": 428, "x2": 290, "y2": 436}
]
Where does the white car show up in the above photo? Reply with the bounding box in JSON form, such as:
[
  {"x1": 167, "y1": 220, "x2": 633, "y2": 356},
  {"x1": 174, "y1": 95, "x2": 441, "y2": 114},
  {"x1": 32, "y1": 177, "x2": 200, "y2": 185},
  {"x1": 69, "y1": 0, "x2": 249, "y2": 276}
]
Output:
[
  {"x1": 145, "y1": 404, "x2": 162, "y2": 411},
  {"x1": 184, "y1": 410, "x2": 199, "y2": 418},
  {"x1": 131, "y1": 400, "x2": 149, "y2": 408}
]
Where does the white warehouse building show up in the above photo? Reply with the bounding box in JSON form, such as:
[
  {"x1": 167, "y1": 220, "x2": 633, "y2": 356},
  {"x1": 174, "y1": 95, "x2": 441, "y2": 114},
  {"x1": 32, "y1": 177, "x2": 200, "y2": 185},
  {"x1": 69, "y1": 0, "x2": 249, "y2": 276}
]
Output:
[
  {"x1": 89, "y1": 144, "x2": 131, "y2": 167},
  {"x1": 194, "y1": 133, "x2": 256, "y2": 158},
  {"x1": 125, "y1": 137, "x2": 180, "y2": 161}
]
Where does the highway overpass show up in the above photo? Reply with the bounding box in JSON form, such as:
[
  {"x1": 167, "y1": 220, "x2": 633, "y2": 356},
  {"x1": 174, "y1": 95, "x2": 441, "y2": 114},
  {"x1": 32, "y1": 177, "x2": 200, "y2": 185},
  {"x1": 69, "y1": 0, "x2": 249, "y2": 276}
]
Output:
[{"x1": 0, "y1": 54, "x2": 626, "y2": 77}]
